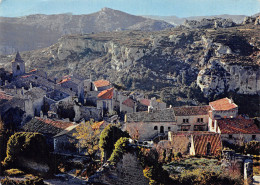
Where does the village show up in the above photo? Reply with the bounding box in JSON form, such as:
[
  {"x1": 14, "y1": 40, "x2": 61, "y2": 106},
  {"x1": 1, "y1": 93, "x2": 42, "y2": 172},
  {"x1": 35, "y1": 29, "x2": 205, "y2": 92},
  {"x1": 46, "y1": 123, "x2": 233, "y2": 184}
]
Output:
[{"x1": 0, "y1": 52, "x2": 259, "y2": 185}]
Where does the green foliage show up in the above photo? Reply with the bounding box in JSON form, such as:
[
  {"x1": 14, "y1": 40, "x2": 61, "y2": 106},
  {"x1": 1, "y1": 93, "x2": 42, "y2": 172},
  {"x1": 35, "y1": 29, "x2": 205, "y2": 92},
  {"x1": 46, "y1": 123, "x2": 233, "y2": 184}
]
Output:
[
  {"x1": 108, "y1": 137, "x2": 131, "y2": 164},
  {"x1": 3, "y1": 132, "x2": 49, "y2": 168},
  {"x1": 244, "y1": 141, "x2": 260, "y2": 155},
  {"x1": 4, "y1": 168, "x2": 24, "y2": 176},
  {"x1": 99, "y1": 124, "x2": 129, "y2": 161}
]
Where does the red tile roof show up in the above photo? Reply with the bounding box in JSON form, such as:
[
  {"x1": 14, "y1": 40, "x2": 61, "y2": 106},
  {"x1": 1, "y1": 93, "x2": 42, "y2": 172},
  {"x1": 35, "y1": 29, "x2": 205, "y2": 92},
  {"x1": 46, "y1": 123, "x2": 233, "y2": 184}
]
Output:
[
  {"x1": 122, "y1": 98, "x2": 135, "y2": 108},
  {"x1": 209, "y1": 98, "x2": 237, "y2": 111},
  {"x1": 0, "y1": 90, "x2": 13, "y2": 101},
  {"x1": 36, "y1": 117, "x2": 74, "y2": 130},
  {"x1": 93, "y1": 80, "x2": 110, "y2": 88},
  {"x1": 193, "y1": 133, "x2": 222, "y2": 156},
  {"x1": 23, "y1": 117, "x2": 74, "y2": 135},
  {"x1": 217, "y1": 116, "x2": 260, "y2": 134},
  {"x1": 173, "y1": 106, "x2": 210, "y2": 116},
  {"x1": 58, "y1": 77, "x2": 71, "y2": 84},
  {"x1": 97, "y1": 88, "x2": 114, "y2": 99},
  {"x1": 139, "y1": 99, "x2": 150, "y2": 106}
]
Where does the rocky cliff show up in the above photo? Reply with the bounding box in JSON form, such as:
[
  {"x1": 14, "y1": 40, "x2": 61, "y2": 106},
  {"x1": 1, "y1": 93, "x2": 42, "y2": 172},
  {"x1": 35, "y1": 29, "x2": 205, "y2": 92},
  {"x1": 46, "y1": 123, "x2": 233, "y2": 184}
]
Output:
[{"x1": 1, "y1": 22, "x2": 259, "y2": 114}]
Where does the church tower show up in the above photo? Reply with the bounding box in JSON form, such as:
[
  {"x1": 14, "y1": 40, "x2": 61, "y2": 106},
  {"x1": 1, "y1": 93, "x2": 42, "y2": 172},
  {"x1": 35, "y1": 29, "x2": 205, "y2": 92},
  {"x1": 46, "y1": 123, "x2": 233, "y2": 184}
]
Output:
[{"x1": 12, "y1": 52, "x2": 25, "y2": 77}]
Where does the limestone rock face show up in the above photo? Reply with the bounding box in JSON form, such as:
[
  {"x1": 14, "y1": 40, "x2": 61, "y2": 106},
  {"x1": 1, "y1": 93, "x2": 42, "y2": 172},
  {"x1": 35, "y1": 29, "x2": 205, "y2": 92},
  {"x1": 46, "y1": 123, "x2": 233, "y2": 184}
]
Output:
[
  {"x1": 255, "y1": 16, "x2": 260, "y2": 25},
  {"x1": 183, "y1": 18, "x2": 235, "y2": 29},
  {"x1": 197, "y1": 59, "x2": 260, "y2": 96}
]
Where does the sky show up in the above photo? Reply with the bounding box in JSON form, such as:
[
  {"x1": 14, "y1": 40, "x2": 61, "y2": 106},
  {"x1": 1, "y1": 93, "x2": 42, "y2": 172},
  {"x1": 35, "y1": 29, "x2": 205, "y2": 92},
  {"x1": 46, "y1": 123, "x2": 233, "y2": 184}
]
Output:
[{"x1": 0, "y1": 0, "x2": 259, "y2": 17}]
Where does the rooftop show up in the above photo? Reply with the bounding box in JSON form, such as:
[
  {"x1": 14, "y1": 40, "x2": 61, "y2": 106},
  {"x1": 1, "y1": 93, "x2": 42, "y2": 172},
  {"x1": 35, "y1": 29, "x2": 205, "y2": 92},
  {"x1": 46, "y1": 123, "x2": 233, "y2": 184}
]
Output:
[
  {"x1": 193, "y1": 133, "x2": 222, "y2": 156},
  {"x1": 173, "y1": 105, "x2": 210, "y2": 116},
  {"x1": 93, "y1": 79, "x2": 110, "y2": 88},
  {"x1": 23, "y1": 117, "x2": 74, "y2": 135},
  {"x1": 97, "y1": 88, "x2": 114, "y2": 99},
  {"x1": 209, "y1": 98, "x2": 237, "y2": 111},
  {"x1": 91, "y1": 120, "x2": 108, "y2": 130},
  {"x1": 122, "y1": 98, "x2": 135, "y2": 108},
  {"x1": 139, "y1": 99, "x2": 150, "y2": 107},
  {"x1": 217, "y1": 116, "x2": 260, "y2": 134},
  {"x1": 126, "y1": 108, "x2": 175, "y2": 122}
]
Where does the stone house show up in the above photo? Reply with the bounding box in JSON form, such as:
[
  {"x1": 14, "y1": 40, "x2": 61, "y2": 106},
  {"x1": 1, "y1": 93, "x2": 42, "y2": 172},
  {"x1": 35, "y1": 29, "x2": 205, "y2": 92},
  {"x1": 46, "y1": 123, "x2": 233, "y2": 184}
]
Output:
[
  {"x1": 173, "y1": 105, "x2": 210, "y2": 131},
  {"x1": 93, "y1": 79, "x2": 112, "y2": 91},
  {"x1": 209, "y1": 115, "x2": 260, "y2": 144},
  {"x1": 208, "y1": 97, "x2": 238, "y2": 121},
  {"x1": 23, "y1": 117, "x2": 75, "y2": 151},
  {"x1": 120, "y1": 98, "x2": 136, "y2": 114},
  {"x1": 125, "y1": 108, "x2": 176, "y2": 141},
  {"x1": 53, "y1": 124, "x2": 80, "y2": 154},
  {"x1": 97, "y1": 88, "x2": 119, "y2": 114},
  {"x1": 58, "y1": 76, "x2": 85, "y2": 104}
]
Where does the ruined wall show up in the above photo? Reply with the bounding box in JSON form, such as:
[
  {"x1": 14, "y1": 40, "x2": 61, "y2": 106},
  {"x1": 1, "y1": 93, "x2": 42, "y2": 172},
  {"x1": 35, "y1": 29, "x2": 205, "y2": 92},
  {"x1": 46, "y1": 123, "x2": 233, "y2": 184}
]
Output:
[{"x1": 88, "y1": 152, "x2": 149, "y2": 185}]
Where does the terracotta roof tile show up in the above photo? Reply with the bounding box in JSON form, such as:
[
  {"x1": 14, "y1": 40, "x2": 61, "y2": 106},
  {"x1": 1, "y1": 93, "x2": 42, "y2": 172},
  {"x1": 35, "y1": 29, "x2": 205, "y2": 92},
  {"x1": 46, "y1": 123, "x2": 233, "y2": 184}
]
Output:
[
  {"x1": 93, "y1": 80, "x2": 110, "y2": 88},
  {"x1": 217, "y1": 116, "x2": 260, "y2": 134},
  {"x1": 193, "y1": 133, "x2": 222, "y2": 156},
  {"x1": 58, "y1": 77, "x2": 71, "y2": 84},
  {"x1": 210, "y1": 98, "x2": 237, "y2": 111},
  {"x1": 139, "y1": 99, "x2": 150, "y2": 106},
  {"x1": 97, "y1": 88, "x2": 114, "y2": 99},
  {"x1": 173, "y1": 106, "x2": 210, "y2": 116},
  {"x1": 23, "y1": 117, "x2": 74, "y2": 135},
  {"x1": 122, "y1": 98, "x2": 135, "y2": 108}
]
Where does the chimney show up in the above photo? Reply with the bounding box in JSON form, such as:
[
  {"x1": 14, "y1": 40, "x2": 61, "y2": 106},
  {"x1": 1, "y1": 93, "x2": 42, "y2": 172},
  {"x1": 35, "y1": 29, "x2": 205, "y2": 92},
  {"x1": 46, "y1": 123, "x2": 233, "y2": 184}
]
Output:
[{"x1": 29, "y1": 83, "x2": 33, "y2": 90}]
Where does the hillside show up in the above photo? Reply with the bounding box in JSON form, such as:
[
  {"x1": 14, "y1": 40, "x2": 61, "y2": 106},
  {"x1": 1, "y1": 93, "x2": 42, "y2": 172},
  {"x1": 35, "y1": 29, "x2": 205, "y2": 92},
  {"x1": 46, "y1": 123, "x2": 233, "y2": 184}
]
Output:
[
  {"x1": 1, "y1": 21, "x2": 259, "y2": 116},
  {"x1": 0, "y1": 8, "x2": 173, "y2": 55}
]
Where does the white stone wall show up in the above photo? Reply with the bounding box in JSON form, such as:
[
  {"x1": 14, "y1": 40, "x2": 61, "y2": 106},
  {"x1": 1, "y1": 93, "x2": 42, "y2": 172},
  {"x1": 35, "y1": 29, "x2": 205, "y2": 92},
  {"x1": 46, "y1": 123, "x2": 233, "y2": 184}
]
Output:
[
  {"x1": 211, "y1": 108, "x2": 238, "y2": 119},
  {"x1": 126, "y1": 122, "x2": 177, "y2": 141},
  {"x1": 175, "y1": 114, "x2": 209, "y2": 131}
]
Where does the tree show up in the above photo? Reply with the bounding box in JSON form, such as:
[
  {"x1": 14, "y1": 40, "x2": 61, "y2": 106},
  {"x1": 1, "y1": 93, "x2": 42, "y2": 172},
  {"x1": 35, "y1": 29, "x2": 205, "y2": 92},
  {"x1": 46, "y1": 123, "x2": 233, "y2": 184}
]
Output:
[
  {"x1": 244, "y1": 141, "x2": 260, "y2": 155},
  {"x1": 126, "y1": 122, "x2": 144, "y2": 141},
  {"x1": 73, "y1": 121, "x2": 100, "y2": 159},
  {"x1": 3, "y1": 132, "x2": 49, "y2": 170},
  {"x1": 99, "y1": 124, "x2": 130, "y2": 162}
]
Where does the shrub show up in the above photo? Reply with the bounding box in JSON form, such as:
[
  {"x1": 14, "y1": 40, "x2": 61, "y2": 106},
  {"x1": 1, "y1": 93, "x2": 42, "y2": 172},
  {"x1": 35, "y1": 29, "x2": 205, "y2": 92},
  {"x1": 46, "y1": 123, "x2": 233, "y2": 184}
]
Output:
[
  {"x1": 108, "y1": 137, "x2": 131, "y2": 164},
  {"x1": 3, "y1": 132, "x2": 49, "y2": 168},
  {"x1": 0, "y1": 176, "x2": 44, "y2": 185},
  {"x1": 4, "y1": 168, "x2": 24, "y2": 176},
  {"x1": 99, "y1": 125, "x2": 129, "y2": 161}
]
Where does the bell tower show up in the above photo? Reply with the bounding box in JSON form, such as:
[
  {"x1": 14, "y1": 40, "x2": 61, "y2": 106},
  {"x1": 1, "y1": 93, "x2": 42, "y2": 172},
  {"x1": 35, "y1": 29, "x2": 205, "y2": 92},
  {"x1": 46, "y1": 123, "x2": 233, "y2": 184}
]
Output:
[{"x1": 12, "y1": 52, "x2": 25, "y2": 77}]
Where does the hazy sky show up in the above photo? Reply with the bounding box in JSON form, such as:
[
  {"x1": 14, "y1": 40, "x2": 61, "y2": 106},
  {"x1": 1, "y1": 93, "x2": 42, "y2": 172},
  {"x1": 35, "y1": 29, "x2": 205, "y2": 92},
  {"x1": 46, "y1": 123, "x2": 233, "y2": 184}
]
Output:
[{"x1": 0, "y1": 0, "x2": 259, "y2": 17}]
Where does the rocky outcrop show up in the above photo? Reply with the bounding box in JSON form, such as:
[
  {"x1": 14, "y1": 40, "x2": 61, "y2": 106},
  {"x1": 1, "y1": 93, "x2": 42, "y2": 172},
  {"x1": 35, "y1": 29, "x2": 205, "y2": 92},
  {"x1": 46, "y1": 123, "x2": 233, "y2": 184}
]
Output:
[
  {"x1": 197, "y1": 59, "x2": 260, "y2": 96},
  {"x1": 243, "y1": 16, "x2": 260, "y2": 25},
  {"x1": 183, "y1": 18, "x2": 235, "y2": 29},
  {"x1": 88, "y1": 153, "x2": 149, "y2": 185}
]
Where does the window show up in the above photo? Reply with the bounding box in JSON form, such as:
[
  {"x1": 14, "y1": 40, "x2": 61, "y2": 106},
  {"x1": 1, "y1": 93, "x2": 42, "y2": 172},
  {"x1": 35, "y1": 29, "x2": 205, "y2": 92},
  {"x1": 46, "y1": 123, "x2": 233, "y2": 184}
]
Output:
[
  {"x1": 229, "y1": 135, "x2": 233, "y2": 139},
  {"x1": 168, "y1": 127, "x2": 171, "y2": 131},
  {"x1": 17, "y1": 65, "x2": 20, "y2": 70},
  {"x1": 70, "y1": 88, "x2": 72, "y2": 91},
  {"x1": 154, "y1": 126, "x2": 158, "y2": 130},
  {"x1": 183, "y1": 119, "x2": 189, "y2": 123},
  {"x1": 197, "y1": 118, "x2": 203, "y2": 123},
  {"x1": 212, "y1": 121, "x2": 214, "y2": 129},
  {"x1": 252, "y1": 135, "x2": 256, "y2": 140}
]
